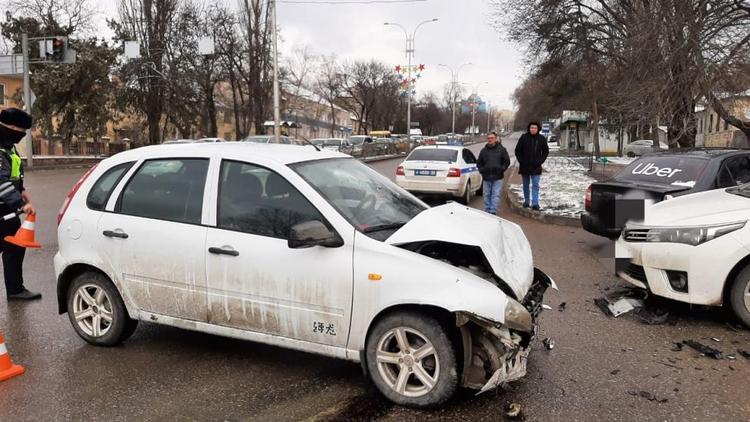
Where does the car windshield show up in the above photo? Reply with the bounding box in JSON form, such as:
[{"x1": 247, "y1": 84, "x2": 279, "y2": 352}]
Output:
[
  {"x1": 615, "y1": 156, "x2": 708, "y2": 187},
  {"x1": 406, "y1": 148, "x2": 458, "y2": 162},
  {"x1": 243, "y1": 136, "x2": 270, "y2": 143},
  {"x1": 311, "y1": 139, "x2": 325, "y2": 146},
  {"x1": 292, "y1": 158, "x2": 427, "y2": 239},
  {"x1": 349, "y1": 136, "x2": 366, "y2": 145}
]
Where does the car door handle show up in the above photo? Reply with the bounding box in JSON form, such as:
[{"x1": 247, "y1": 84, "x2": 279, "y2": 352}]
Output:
[
  {"x1": 103, "y1": 230, "x2": 129, "y2": 239},
  {"x1": 209, "y1": 247, "x2": 239, "y2": 257}
]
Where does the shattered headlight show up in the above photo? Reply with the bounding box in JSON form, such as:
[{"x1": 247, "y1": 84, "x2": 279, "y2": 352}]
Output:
[
  {"x1": 645, "y1": 222, "x2": 745, "y2": 246},
  {"x1": 504, "y1": 298, "x2": 533, "y2": 332}
]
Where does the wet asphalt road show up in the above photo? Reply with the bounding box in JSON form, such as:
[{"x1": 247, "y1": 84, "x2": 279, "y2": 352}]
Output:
[{"x1": 1, "y1": 135, "x2": 748, "y2": 421}]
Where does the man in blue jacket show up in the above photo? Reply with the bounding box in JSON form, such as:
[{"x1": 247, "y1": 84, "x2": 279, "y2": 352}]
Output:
[
  {"x1": 514, "y1": 122, "x2": 549, "y2": 210},
  {"x1": 0, "y1": 108, "x2": 39, "y2": 301},
  {"x1": 477, "y1": 132, "x2": 510, "y2": 215}
]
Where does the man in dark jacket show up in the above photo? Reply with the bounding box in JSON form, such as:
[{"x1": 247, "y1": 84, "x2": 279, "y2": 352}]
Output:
[
  {"x1": 477, "y1": 132, "x2": 510, "y2": 215},
  {"x1": 0, "y1": 108, "x2": 39, "y2": 301},
  {"x1": 514, "y1": 122, "x2": 549, "y2": 210}
]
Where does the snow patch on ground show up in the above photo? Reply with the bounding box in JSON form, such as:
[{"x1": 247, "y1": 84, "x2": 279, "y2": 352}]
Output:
[{"x1": 509, "y1": 157, "x2": 597, "y2": 218}]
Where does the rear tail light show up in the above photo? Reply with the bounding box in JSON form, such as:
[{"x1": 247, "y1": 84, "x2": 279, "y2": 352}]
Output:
[
  {"x1": 447, "y1": 168, "x2": 461, "y2": 177},
  {"x1": 396, "y1": 165, "x2": 405, "y2": 176},
  {"x1": 585, "y1": 185, "x2": 592, "y2": 210},
  {"x1": 58, "y1": 163, "x2": 98, "y2": 226}
]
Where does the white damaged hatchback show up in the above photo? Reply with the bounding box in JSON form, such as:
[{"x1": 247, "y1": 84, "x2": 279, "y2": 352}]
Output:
[{"x1": 55, "y1": 143, "x2": 556, "y2": 408}]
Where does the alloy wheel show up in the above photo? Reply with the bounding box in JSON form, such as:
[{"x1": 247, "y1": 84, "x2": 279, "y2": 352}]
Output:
[
  {"x1": 72, "y1": 284, "x2": 114, "y2": 338},
  {"x1": 375, "y1": 327, "x2": 440, "y2": 398}
]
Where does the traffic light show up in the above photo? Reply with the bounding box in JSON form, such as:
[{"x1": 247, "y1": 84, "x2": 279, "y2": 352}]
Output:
[{"x1": 51, "y1": 37, "x2": 66, "y2": 62}]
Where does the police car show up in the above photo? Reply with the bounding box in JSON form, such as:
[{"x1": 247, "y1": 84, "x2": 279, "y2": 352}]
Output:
[{"x1": 395, "y1": 145, "x2": 482, "y2": 204}]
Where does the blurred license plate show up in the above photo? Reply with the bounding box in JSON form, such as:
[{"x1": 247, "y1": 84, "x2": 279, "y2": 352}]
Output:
[{"x1": 414, "y1": 170, "x2": 436, "y2": 176}]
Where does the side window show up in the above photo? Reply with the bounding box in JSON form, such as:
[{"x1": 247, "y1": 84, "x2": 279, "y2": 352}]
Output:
[
  {"x1": 717, "y1": 165, "x2": 736, "y2": 188},
  {"x1": 117, "y1": 158, "x2": 209, "y2": 224},
  {"x1": 725, "y1": 156, "x2": 750, "y2": 185},
  {"x1": 462, "y1": 149, "x2": 477, "y2": 164},
  {"x1": 217, "y1": 161, "x2": 327, "y2": 239},
  {"x1": 86, "y1": 162, "x2": 134, "y2": 210}
]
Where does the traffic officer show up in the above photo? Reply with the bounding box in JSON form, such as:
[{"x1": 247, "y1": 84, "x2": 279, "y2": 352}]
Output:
[{"x1": 0, "y1": 108, "x2": 40, "y2": 301}]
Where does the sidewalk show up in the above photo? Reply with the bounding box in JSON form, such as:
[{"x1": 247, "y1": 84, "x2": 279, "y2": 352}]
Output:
[{"x1": 503, "y1": 157, "x2": 596, "y2": 227}]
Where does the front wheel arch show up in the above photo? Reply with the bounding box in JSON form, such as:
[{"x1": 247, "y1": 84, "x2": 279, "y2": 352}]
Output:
[{"x1": 723, "y1": 254, "x2": 750, "y2": 306}]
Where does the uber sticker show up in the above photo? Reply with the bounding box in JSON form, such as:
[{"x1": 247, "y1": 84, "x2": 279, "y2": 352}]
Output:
[{"x1": 630, "y1": 162, "x2": 683, "y2": 178}]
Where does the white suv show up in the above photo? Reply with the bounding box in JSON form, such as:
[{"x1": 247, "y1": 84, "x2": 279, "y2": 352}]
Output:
[{"x1": 55, "y1": 143, "x2": 555, "y2": 407}]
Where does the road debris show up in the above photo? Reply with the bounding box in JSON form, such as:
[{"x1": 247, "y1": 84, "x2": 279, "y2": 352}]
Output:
[
  {"x1": 634, "y1": 306, "x2": 670, "y2": 325},
  {"x1": 594, "y1": 296, "x2": 644, "y2": 317},
  {"x1": 627, "y1": 390, "x2": 669, "y2": 403},
  {"x1": 504, "y1": 402, "x2": 523, "y2": 421},
  {"x1": 543, "y1": 337, "x2": 555, "y2": 350},
  {"x1": 710, "y1": 337, "x2": 721, "y2": 342},
  {"x1": 738, "y1": 350, "x2": 750, "y2": 360},
  {"x1": 610, "y1": 369, "x2": 620, "y2": 375},
  {"x1": 558, "y1": 302, "x2": 567, "y2": 312},
  {"x1": 682, "y1": 340, "x2": 723, "y2": 360},
  {"x1": 671, "y1": 342, "x2": 683, "y2": 352}
]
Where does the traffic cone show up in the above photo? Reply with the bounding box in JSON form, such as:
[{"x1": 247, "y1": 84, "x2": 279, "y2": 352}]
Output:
[
  {"x1": 4, "y1": 213, "x2": 41, "y2": 249},
  {"x1": 0, "y1": 332, "x2": 25, "y2": 382}
]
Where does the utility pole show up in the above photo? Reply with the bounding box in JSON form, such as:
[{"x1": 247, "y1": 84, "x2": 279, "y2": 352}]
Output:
[
  {"x1": 21, "y1": 34, "x2": 33, "y2": 169},
  {"x1": 438, "y1": 62, "x2": 471, "y2": 134},
  {"x1": 487, "y1": 100, "x2": 491, "y2": 134},
  {"x1": 271, "y1": 0, "x2": 281, "y2": 143},
  {"x1": 385, "y1": 19, "x2": 437, "y2": 144}
]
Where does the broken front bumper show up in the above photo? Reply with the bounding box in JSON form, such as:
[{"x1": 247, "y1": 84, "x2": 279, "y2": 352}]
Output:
[{"x1": 458, "y1": 268, "x2": 557, "y2": 393}]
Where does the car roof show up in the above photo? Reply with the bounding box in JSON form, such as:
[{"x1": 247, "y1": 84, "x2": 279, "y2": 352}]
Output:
[
  {"x1": 642, "y1": 148, "x2": 749, "y2": 159},
  {"x1": 109, "y1": 142, "x2": 346, "y2": 165}
]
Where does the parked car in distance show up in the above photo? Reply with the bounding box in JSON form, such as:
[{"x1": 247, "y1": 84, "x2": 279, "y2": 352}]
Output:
[
  {"x1": 622, "y1": 139, "x2": 668, "y2": 157},
  {"x1": 347, "y1": 135, "x2": 373, "y2": 157},
  {"x1": 617, "y1": 185, "x2": 750, "y2": 327},
  {"x1": 240, "y1": 135, "x2": 304, "y2": 145},
  {"x1": 582, "y1": 149, "x2": 750, "y2": 239},
  {"x1": 395, "y1": 145, "x2": 483, "y2": 205},
  {"x1": 198, "y1": 137, "x2": 227, "y2": 143},
  {"x1": 162, "y1": 139, "x2": 195, "y2": 144},
  {"x1": 311, "y1": 138, "x2": 351, "y2": 154},
  {"x1": 55, "y1": 143, "x2": 555, "y2": 408}
]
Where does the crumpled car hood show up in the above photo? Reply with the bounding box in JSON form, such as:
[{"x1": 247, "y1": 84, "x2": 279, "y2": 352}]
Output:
[{"x1": 386, "y1": 202, "x2": 534, "y2": 299}]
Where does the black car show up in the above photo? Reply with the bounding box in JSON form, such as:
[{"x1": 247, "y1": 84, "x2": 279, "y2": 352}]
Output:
[{"x1": 582, "y1": 148, "x2": 750, "y2": 239}]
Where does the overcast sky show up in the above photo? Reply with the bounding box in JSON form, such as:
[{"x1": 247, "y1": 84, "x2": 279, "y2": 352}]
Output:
[{"x1": 95, "y1": 0, "x2": 523, "y2": 109}]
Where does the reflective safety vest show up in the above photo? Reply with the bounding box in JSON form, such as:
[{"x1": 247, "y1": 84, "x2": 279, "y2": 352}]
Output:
[{"x1": 1, "y1": 147, "x2": 22, "y2": 181}]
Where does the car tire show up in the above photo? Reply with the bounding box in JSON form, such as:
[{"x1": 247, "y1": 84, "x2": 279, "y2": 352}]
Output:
[
  {"x1": 67, "y1": 272, "x2": 138, "y2": 346},
  {"x1": 626, "y1": 151, "x2": 635, "y2": 158},
  {"x1": 729, "y1": 266, "x2": 750, "y2": 328},
  {"x1": 460, "y1": 182, "x2": 472, "y2": 205},
  {"x1": 365, "y1": 312, "x2": 458, "y2": 408}
]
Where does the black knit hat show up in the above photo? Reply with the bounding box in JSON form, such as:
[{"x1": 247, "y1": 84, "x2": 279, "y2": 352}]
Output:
[{"x1": 0, "y1": 108, "x2": 32, "y2": 130}]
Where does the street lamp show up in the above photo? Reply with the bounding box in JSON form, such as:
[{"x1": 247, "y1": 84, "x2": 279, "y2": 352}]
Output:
[
  {"x1": 437, "y1": 62, "x2": 472, "y2": 134},
  {"x1": 462, "y1": 81, "x2": 488, "y2": 135},
  {"x1": 385, "y1": 18, "x2": 438, "y2": 143}
]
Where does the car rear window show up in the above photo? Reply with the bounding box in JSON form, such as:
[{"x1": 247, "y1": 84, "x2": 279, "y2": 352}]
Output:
[
  {"x1": 406, "y1": 149, "x2": 458, "y2": 162},
  {"x1": 616, "y1": 156, "x2": 708, "y2": 187},
  {"x1": 86, "y1": 162, "x2": 135, "y2": 211}
]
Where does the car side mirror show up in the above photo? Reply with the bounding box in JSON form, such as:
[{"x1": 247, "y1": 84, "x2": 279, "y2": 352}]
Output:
[{"x1": 288, "y1": 220, "x2": 343, "y2": 249}]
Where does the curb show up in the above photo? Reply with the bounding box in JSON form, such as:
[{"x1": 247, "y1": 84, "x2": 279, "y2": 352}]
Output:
[{"x1": 502, "y1": 169, "x2": 582, "y2": 228}]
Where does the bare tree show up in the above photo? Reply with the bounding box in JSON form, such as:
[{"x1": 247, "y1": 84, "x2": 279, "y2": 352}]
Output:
[{"x1": 313, "y1": 54, "x2": 343, "y2": 137}]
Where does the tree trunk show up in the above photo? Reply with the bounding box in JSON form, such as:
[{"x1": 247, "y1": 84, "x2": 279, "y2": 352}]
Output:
[{"x1": 592, "y1": 99, "x2": 601, "y2": 156}]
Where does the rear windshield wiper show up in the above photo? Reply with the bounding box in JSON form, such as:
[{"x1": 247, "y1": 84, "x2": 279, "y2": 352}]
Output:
[{"x1": 363, "y1": 222, "x2": 407, "y2": 233}]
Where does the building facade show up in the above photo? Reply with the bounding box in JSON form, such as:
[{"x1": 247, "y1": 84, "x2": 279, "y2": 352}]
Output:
[{"x1": 695, "y1": 96, "x2": 750, "y2": 148}]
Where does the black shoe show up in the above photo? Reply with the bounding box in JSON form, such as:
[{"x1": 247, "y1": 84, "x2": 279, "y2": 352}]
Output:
[
  {"x1": 523, "y1": 203, "x2": 530, "y2": 208},
  {"x1": 532, "y1": 205, "x2": 541, "y2": 211},
  {"x1": 8, "y1": 288, "x2": 42, "y2": 301}
]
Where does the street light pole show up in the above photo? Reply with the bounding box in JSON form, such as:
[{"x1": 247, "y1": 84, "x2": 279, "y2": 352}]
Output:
[
  {"x1": 385, "y1": 19, "x2": 437, "y2": 144},
  {"x1": 462, "y1": 81, "x2": 488, "y2": 135},
  {"x1": 487, "y1": 100, "x2": 491, "y2": 134},
  {"x1": 271, "y1": 0, "x2": 281, "y2": 143},
  {"x1": 438, "y1": 62, "x2": 471, "y2": 134},
  {"x1": 21, "y1": 33, "x2": 33, "y2": 169}
]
